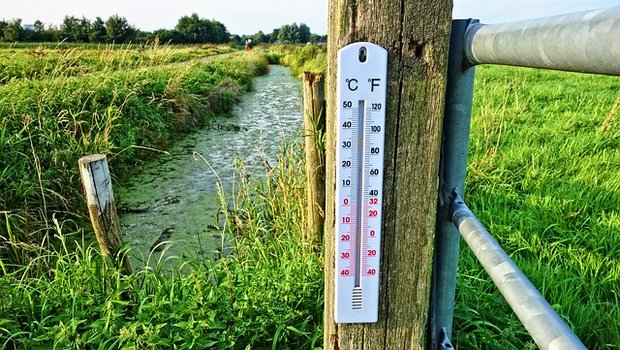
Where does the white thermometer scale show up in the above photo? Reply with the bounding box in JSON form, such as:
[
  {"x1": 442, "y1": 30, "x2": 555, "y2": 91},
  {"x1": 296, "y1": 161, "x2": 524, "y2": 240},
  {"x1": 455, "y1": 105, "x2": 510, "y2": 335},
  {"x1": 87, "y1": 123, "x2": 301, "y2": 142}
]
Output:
[{"x1": 334, "y1": 42, "x2": 387, "y2": 323}]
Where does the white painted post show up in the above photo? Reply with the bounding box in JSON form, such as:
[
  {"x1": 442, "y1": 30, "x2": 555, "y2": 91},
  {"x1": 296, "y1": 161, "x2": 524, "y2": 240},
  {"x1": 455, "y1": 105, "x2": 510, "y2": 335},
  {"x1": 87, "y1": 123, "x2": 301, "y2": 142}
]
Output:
[{"x1": 78, "y1": 154, "x2": 131, "y2": 273}]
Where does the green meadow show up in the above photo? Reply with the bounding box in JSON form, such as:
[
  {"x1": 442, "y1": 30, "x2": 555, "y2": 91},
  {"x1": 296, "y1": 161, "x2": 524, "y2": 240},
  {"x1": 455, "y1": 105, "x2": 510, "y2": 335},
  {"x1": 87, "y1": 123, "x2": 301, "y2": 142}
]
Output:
[
  {"x1": 0, "y1": 45, "x2": 266, "y2": 251},
  {"x1": 0, "y1": 44, "x2": 618, "y2": 348},
  {"x1": 0, "y1": 43, "x2": 234, "y2": 84},
  {"x1": 454, "y1": 65, "x2": 620, "y2": 348}
]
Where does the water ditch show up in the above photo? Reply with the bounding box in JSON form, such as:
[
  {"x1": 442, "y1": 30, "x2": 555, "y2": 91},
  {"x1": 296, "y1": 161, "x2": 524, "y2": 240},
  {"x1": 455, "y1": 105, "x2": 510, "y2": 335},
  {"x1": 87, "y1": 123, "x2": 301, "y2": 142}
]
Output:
[{"x1": 116, "y1": 65, "x2": 303, "y2": 266}]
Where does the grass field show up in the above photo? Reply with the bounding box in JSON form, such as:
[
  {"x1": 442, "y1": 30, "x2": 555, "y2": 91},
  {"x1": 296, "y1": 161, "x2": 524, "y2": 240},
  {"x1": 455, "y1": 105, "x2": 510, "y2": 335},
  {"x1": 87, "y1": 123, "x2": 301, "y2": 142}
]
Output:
[
  {"x1": 262, "y1": 44, "x2": 326, "y2": 76},
  {"x1": 0, "y1": 46, "x2": 266, "y2": 264},
  {"x1": 0, "y1": 44, "x2": 234, "y2": 84},
  {"x1": 453, "y1": 65, "x2": 620, "y2": 348},
  {"x1": 0, "y1": 45, "x2": 618, "y2": 348},
  {"x1": 0, "y1": 146, "x2": 322, "y2": 349}
]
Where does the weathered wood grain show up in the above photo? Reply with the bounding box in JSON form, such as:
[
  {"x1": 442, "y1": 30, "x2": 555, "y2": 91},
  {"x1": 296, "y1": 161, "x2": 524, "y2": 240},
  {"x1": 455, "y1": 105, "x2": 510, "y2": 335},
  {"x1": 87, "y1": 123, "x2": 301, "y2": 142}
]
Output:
[
  {"x1": 303, "y1": 72, "x2": 326, "y2": 246},
  {"x1": 79, "y1": 154, "x2": 131, "y2": 274},
  {"x1": 324, "y1": 1, "x2": 452, "y2": 348}
]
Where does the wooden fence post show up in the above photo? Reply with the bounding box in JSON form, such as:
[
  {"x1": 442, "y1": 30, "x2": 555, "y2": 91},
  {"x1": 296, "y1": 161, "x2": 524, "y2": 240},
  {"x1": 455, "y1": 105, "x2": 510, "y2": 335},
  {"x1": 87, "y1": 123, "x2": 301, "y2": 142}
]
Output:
[
  {"x1": 78, "y1": 154, "x2": 131, "y2": 273},
  {"x1": 303, "y1": 72, "x2": 326, "y2": 246},
  {"x1": 324, "y1": 0, "x2": 453, "y2": 349}
]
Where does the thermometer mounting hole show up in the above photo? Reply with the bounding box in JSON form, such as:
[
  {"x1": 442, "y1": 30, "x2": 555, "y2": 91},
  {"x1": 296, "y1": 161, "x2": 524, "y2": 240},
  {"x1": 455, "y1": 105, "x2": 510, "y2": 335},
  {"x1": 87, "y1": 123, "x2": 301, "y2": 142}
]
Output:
[{"x1": 358, "y1": 47, "x2": 367, "y2": 63}]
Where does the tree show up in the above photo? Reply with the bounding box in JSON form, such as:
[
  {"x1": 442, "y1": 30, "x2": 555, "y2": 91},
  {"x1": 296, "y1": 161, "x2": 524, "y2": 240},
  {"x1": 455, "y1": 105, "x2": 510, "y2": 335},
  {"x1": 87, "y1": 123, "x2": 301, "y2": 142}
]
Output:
[
  {"x1": 175, "y1": 14, "x2": 229, "y2": 44},
  {"x1": 61, "y1": 16, "x2": 80, "y2": 41},
  {"x1": 207, "y1": 20, "x2": 229, "y2": 43},
  {"x1": 309, "y1": 34, "x2": 327, "y2": 44},
  {"x1": 3, "y1": 19, "x2": 23, "y2": 42},
  {"x1": 34, "y1": 20, "x2": 44, "y2": 33},
  {"x1": 0, "y1": 21, "x2": 7, "y2": 39},
  {"x1": 269, "y1": 28, "x2": 279, "y2": 43},
  {"x1": 0, "y1": 15, "x2": 237, "y2": 44},
  {"x1": 106, "y1": 15, "x2": 135, "y2": 43},
  {"x1": 277, "y1": 24, "x2": 296, "y2": 43},
  {"x1": 134, "y1": 29, "x2": 149, "y2": 44},
  {"x1": 276, "y1": 23, "x2": 311, "y2": 43},
  {"x1": 61, "y1": 16, "x2": 91, "y2": 42},
  {"x1": 22, "y1": 28, "x2": 35, "y2": 42},
  {"x1": 77, "y1": 17, "x2": 91, "y2": 42},
  {"x1": 251, "y1": 30, "x2": 269, "y2": 44},
  {"x1": 151, "y1": 28, "x2": 182, "y2": 43},
  {"x1": 25, "y1": 20, "x2": 45, "y2": 42},
  {"x1": 176, "y1": 13, "x2": 204, "y2": 43},
  {"x1": 229, "y1": 34, "x2": 242, "y2": 44},
  {"x1": 89, "y1": 17, "x2": 107, "y2": 43},
  {"x1": 42, "y1": 24, "x2": 61, "y2": 42},
  {"x1": 298, "y1": 23, "x2": 311, "y2": 43}
]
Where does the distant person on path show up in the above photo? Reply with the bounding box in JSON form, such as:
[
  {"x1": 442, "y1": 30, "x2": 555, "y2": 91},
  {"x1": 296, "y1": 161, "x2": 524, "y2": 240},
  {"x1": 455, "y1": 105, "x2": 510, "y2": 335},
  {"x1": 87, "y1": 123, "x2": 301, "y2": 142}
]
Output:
[{"x1": 245, "y1": 38, "x2": 253, "y2": 50}]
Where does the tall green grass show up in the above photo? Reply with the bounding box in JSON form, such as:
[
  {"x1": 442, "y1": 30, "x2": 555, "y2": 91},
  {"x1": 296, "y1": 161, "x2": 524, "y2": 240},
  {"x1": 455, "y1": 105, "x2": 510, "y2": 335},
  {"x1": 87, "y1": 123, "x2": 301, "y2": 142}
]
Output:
[
  {"x1": 2, "y1": 45, "x2": 619, "y2": 349},
  {"x1": 0, "y1": 145, "x2": 323, "y2": 349},
  {"x1": 0, "y1": 43, "x2": 235, "y2": 84},
  {"x1": 267, "y1": 47, "x2": 619, "y2": 347},
  {"x1": 262, "y1": 45, "x2": 326, "y2": 77},
  {"x1": 1, "y1": 47, "x2": 322, "y2": 348},
  {"x1": 0, "y1": 52, "x2": 268, "y2": 263},
  {"x1": 453, "y1": 65, "x2": 620, "y2": 348}
]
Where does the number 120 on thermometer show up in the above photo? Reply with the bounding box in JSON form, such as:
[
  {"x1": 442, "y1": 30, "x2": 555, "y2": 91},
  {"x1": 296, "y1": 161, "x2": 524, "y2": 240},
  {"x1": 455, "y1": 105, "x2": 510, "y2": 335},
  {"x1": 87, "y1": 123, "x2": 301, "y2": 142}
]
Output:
[{"x1": 335, "y1": 42, "x2": 387, "y2": 323}]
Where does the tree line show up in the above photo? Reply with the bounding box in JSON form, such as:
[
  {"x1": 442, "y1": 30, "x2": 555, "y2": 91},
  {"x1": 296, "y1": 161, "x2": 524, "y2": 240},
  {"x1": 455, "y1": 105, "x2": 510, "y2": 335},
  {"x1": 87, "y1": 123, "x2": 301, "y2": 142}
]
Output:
[{"x1": 0, "y1": 14, "x2": 326, "y2": 44}]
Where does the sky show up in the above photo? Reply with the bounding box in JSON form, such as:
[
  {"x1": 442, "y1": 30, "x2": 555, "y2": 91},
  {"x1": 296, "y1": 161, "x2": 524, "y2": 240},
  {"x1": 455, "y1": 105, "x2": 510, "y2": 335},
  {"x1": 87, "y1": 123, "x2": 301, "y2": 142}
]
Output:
[{"x1": 1, "y1": 0, "x2": 620, "y2": 36}]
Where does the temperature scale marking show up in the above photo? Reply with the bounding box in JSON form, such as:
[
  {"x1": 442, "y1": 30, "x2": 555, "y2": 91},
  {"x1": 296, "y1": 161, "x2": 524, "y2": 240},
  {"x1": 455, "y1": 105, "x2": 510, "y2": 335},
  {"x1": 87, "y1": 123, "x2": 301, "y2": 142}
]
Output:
[{"x1": 335, "y1": 42, "x2": 387, "y2": 324}]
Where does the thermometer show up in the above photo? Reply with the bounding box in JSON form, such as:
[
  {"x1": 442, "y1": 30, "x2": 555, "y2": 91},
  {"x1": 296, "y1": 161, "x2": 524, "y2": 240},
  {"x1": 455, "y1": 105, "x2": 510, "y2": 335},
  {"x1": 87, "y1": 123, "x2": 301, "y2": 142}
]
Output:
[{"x1": 334, "y1": 42, "x2": 387, "y2": 323}]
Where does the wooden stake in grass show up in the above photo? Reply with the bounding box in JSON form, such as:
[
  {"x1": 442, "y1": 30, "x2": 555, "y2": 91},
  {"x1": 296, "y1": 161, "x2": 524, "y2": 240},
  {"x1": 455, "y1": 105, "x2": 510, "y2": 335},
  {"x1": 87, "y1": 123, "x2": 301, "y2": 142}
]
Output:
[
  {"x1": 324, "y1": 0, "x2": 452, "y2": 348},
  {"x1": 78, "y1": 154, "x2": 131, "y2": 273},
  {"x1": 303, "y1": 72, "x2": 326, "y2": 246}
]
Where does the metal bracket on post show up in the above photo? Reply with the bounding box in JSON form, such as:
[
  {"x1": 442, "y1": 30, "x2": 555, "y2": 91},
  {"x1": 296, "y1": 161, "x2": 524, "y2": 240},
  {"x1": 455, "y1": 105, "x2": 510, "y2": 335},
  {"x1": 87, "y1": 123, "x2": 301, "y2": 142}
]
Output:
[
  {"x1": 429, "y1": 18, "x2": 478, "y2": 349},
  {"x1": 439, "y1": 328, "x2": 454, "y2": 350}
]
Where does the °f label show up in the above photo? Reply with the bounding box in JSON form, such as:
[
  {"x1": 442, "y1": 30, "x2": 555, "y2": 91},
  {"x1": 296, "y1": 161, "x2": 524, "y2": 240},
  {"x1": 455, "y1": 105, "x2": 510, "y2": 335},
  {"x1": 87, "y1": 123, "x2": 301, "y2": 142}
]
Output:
[{"x1": 335, "y1": 42, "x2": 387, "y2": 323}]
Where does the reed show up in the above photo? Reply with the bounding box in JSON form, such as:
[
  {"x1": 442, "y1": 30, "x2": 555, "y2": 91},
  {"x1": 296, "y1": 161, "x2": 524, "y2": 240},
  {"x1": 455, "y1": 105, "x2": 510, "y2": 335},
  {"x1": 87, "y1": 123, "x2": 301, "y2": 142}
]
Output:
[
  {"x1": 0, "y1": 142, "x2": 322, "y2": 349},
  {"x1": 0, "y1": 50, "x2": 268, "y2": 265}
]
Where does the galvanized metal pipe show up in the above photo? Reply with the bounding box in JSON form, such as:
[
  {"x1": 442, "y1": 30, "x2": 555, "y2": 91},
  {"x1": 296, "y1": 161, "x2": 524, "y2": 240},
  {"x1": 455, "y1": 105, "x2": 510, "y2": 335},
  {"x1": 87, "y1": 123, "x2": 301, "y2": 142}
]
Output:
[
  {"x1": 464, "y1": 6, "x2": 620, "y2": 76},
  {"x1": 450, "y1": 192, "x2": 586, "y2": 350},
  {"x1": 430, "y1": 18, "x2": 476, "y2": 350}
]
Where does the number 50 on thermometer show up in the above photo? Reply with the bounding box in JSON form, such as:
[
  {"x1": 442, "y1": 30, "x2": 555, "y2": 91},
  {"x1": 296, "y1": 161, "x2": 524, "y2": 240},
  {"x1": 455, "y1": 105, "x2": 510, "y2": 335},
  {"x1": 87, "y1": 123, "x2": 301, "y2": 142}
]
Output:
[{"x1": 335, "y1": 42, "x2": 387, "y2": 323}]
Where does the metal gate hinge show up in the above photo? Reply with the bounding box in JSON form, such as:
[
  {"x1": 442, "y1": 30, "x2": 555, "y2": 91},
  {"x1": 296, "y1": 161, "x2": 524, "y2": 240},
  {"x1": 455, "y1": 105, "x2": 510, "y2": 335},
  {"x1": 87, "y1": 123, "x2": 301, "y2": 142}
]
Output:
[{"x1": 439, "y1": 327, "x2": 454, "y2": 350}]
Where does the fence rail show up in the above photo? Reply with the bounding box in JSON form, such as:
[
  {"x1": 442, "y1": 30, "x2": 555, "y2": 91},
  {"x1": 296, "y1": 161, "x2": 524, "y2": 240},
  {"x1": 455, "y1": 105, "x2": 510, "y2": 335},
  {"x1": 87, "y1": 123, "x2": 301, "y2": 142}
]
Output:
[
  {"x1": 431, "y1": 7, "x2": 620, "y2": 349},
  {"x1": 464, "y1": 6, "x2": 620, "y2": 75},
  {"x1": 450, "y1": 192, "x2": 587, "y2": 350}
]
